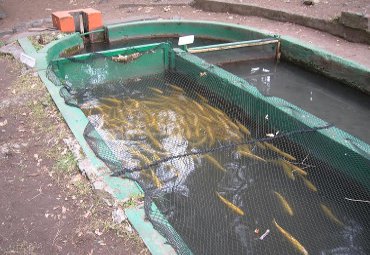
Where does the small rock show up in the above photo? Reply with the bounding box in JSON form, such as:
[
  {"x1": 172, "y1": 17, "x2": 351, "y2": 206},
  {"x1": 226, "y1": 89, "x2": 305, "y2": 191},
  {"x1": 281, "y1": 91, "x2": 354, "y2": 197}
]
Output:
[
  {"x1": 112, "y1": 208, "x2": 126, "y2": 224},
  {"x1": 303, "y1": 0, "x2": 315, "y2": 5},
  {"x1": 70, "y1": 174, "x2": 82, "y2": 185}
]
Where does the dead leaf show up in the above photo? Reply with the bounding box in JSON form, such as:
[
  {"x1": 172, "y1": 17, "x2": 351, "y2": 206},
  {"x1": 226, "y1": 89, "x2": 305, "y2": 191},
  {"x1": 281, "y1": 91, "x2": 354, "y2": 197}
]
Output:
[
  {"x1": 94, "y1": 229, "x2": 103, "y2": 236},
  {"x1": 0, "y1": 119, "x2": 7, "y2": 127},
  {"x1": 98, "y1": 240, "x2": 106, "y2": 246},
  {"x1": 83, "y1": 211, "x2": 91, "y2": 218}
]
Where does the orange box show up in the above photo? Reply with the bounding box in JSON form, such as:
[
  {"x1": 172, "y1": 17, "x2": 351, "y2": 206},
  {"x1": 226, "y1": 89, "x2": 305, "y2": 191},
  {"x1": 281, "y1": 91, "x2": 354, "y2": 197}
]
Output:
[
  {"x1": 52, "y1": 11, "x2": 75, "y2": 33},
  {"x1": 52, "y1": 8, "x2": 102, "y2": 33},
  {"x1": 83, "y1": 8, "x2": 103, "y2": 31}
]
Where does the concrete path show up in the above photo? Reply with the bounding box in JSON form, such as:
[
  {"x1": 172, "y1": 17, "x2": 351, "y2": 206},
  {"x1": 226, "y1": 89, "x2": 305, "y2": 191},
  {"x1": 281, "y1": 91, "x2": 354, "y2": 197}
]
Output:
[{"x1": 194, "y1": 0, "x2": 370, "y2": 44}]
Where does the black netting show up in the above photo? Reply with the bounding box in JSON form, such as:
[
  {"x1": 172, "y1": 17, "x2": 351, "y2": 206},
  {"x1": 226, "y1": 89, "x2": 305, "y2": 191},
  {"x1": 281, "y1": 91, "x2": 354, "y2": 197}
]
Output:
[{"x1": 47, "y1": 46, "x2": 370, "y2": 255}]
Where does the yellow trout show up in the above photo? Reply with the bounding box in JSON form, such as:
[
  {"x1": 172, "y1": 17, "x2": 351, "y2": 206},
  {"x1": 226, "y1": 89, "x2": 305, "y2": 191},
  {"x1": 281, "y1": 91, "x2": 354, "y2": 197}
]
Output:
[
  {"x1": 193, "y1": 101, "x2": 204, "y2": 112},
  {"x1": 207, "y1": 105, "x2": 224, "y2": 116},
  {"x1": 216, "y1": 192, "x2": 244, "y2": 216},
  {"x1": 299, "y1": 176, "x2": 317, "y2": 192},
  {"x1": 204, "y1": 155, "x2": 226, "y2": 172},
  {"x1": 206, "y1": 126, "x2": 215, "y2": 146},
  {"x1": 238, "y1": 150, "x2": 266, "y2": 162},
  {"x1": 151, "y1": 170, "x2": 163, "y2": 188},
  {"x1": 149, "y1": 87, "x2": 164, "y2": 94},
  {"x1": 264, "y1": 142, "x2": 296, "y2": 161},
  {"x1": 282, "y1": 160, "x2": 307, "y2": 176},
  {"x1": 281, "y1": 160, "x2": 296, "y2": 180},
  {"x1": 274, "y1": 191, "x2": 294, "y2": 216},
  {"x1": 196, "y1": 93, "x2": 208, "y2": 103},
  {"x1": 146, "y1": 130, "x2": 162, "y2": 150},
  {"x1": 192, "y1": 135, "x2": 207, "y2": 147},
  {"x1": 100, "y1": 97, "x2": 122, "y2": 106},
  {"x1": 320, "y1": 204, "x2": 344, "y2": 227},
  {"x1": 130, "y1": 149, "x2": 151, "y2": 165},
  {"x1": 236, "y1": 120, "x2": 251, "y2": 136},
  {"x1": 237, "y1": 144, "x2": 252, "y2": 154},
  {"x1": 169, "y1": 84, "x2": 184, "y2": 92},
  {"x1": 273, "y1": 219, "x2": 308, "y2": 255}
]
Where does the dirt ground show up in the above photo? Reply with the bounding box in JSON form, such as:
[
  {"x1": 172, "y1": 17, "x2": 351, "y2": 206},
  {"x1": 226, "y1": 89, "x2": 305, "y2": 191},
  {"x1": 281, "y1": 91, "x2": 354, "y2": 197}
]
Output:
[
  {"x1": 0, "y1": 1, "x2": 369, "y2": 255},
  {"x1": 0, "y1": 56, "x2": 149, "y2": 254},
  {"x1": 230, "y1": 0, "x2": 370, "y2": 19},
  {"x1": 1, "y1": 0, "x2": 369, "y2": 68}
]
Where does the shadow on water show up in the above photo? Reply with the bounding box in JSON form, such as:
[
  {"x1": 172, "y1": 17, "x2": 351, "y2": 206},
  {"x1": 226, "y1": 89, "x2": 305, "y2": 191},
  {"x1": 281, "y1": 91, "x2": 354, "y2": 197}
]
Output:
[{"x1": 219, "y1": 59, "x2": 370, "y2": 145}]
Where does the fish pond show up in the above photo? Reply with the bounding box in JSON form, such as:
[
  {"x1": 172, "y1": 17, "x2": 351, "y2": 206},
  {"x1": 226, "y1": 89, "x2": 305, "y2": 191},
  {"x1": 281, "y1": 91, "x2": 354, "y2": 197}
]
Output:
[{"x1": 57, "y1": 60, "x2": 370, "y2": 254}]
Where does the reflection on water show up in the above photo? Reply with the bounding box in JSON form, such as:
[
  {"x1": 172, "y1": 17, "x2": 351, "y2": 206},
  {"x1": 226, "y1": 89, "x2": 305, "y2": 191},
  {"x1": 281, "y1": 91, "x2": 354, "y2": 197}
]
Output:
[
  {"x1": 77, "y1": 72, "x2": 370, "y2": 255},
  {"x1": 220, "y1": 60, "x2": 370, "y2": 144}
]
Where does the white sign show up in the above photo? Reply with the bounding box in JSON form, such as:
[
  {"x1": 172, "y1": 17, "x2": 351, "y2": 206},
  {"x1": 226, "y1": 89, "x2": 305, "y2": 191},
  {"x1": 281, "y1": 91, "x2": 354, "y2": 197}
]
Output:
[
  {"x1": 20, "y1": 52, "x2": 36, "y2": 68},
  {"x1": 178, "y1": 35, "x2": 195, "y2": 46}
]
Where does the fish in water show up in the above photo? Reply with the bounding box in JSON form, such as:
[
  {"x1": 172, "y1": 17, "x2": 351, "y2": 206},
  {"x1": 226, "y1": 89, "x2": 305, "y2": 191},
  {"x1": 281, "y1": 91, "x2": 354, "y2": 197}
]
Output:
[
  {"x1": 130, "y1": 148, "x2": 151, "y2": 165},
  {"x1": 264, "y1": 142, "x2": 296, "y2": 161},
  {"x1": 112, "y1": 52, "x2": 142, "y2": 63},
  {"x1": 273, "y1": 191, "x2": 294, "y2": 216},
  {"x1": 151, "y1": 169, "x2": 163, "y2": 188},
  {"x1": 146, "y1": 129, "x2": 162, "y2": 150},
  {"x1": 192, "y1": 135, "x2": 207, "y2": 147},
  {"x1": 320, "y1": 204, "x2": 344, "y2": 227},
  {"x1": 299, "y1": 175, "x2": 317, "y2": 192},
  {"x1": 238, "y1": 150, "x2": 266, "y2": 162},
  {"x1": 100, "y1": 97, "x2": 122, "y2": 106},
  {"x1": 193, "y1": 101, "x2": 204, "y2": 112},
  {"x1": 207, "y1": 105, "x2": 225, "y2": 116},
  {"x1": 204, "y1": 154, "x2": 226, "y2": 172},
  {"x1": 206, "y1": 126, "x2": 216, "y2": 146},
  {"x1": 216, "y1": 192, "x2": 244, "y2": 216},
  {"x1": 237, "y1": 144, "x2": 252, "y2": 154},
  {"x1": 271, "y1": 159, "x2": 296, "y2": 180},
  {"x1": 169, "y1": 84, "x2": 184, "y2": 92},
  {"x1": 280, "y1": 160, "x2": 308, "y2": 176},
  {"x1": 273, "y1": 219, "x2": 308, "y2": 255},
  {"x1": 192, "y1": 113, "x2": 199, "y2": 129},
  {"x1": 196, "y1": 93, "x2": 208, "y2": 103},
  {"x1": 149, "y1": 87, "x2": 164, "y2": 94},
  {"x1": 236, "y1": 120, "x2": 251, "y2": 136}
]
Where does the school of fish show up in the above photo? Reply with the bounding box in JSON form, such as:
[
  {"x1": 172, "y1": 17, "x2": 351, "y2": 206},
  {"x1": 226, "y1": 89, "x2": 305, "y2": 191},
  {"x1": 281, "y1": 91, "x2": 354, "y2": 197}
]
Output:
[{"x1": 82, "y1": 81, "x2": 347, "y2": 254}]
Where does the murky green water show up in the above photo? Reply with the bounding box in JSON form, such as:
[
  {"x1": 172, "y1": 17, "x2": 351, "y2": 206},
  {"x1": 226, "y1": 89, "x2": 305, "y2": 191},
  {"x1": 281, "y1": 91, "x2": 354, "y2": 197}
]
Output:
[
  {"x1": 219, "y1": 60, "x2": 370, "y2": 145},
  {"x1": 76, "y1": 71, "x2": 370, "y2": 255}
]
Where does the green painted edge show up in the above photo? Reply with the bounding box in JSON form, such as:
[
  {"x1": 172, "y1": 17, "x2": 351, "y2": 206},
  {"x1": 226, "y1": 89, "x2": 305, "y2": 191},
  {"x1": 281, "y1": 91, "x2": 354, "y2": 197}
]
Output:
[
  {"x1": 19, "y1": 37, "x2": 177, "y2": 255},
  {"x1": 106, "y1": 19, "x2": 370, "y2": 94},
  {"x1": 125, "y1": 207, "x2": 176, "y2": 255},
  {"x1": 280, "y1": 35, "x2": 370, "y2": 93}
]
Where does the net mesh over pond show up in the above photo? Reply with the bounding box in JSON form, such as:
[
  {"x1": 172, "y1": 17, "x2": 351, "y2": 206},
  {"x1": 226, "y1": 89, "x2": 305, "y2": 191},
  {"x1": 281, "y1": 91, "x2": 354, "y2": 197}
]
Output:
[{"x1": 47, "y1": 45, "x2": 370, "y2": 255}]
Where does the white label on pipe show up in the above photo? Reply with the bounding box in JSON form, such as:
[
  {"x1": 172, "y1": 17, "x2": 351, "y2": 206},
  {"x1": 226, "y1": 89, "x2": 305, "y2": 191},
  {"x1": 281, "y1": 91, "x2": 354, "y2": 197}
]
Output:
[
  {"x1": 20, "y1": 53, "x2": 36, "y2": 68},
  {"x1": 178, "y1": 35, "x2": 194, "y2": 46}
]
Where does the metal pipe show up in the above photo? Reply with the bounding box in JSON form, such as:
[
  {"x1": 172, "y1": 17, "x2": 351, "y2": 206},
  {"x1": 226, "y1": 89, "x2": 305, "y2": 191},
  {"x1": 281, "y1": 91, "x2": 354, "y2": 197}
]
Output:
[
  {"x1": 188, "y1": 38, "x2": 279, "y2": 54},
  {"x1": 80, "y1": 28, "x2": 105, "y2": 36}
]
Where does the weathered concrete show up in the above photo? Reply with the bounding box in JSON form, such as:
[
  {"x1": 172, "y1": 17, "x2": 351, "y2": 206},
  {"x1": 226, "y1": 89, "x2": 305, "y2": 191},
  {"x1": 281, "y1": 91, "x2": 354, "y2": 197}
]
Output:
[
  {"x1": 193, "y1": 0, "x2": 370, "y2": 44},
  {"x1": 340, "y1": 11, "x2": 370, "y2": 31},
  {"x1": 0, "y1": 5, "x2": 6, "y2": 20}
]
